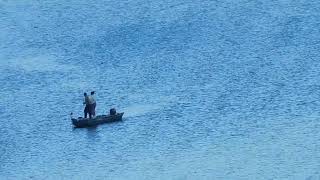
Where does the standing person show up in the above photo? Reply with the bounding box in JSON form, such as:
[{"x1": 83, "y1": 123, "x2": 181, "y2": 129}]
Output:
[
  {"x1": 89, "y1": 91, "x2": 96, "y2": 117},
  {"x1": 83, "y1": 92, "x2": 92, "y2": 118}
]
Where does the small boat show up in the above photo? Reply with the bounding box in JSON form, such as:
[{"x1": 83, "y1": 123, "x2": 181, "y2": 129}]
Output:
[{"x1": 71, "y1": 112, "x2": 124, "y2": 128}]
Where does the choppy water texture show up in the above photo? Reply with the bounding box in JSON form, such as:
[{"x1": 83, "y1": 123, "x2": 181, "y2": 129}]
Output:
[{"x1": 1, "y1": 0, "x2": 320, "y2": 179}]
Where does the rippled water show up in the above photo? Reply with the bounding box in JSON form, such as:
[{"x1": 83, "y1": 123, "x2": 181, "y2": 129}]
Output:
[{"x1": 1, "y1": 0, "x2": 320, "y2": 179}]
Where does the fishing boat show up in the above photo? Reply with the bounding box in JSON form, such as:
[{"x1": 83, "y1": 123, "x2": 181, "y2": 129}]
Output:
[{"x1": 71, "y1": 112, "x2": 124, "y2": 128}]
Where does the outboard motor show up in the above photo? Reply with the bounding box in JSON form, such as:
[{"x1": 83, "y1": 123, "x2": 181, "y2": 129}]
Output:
[{"x1": 110, "y1": 108, "x2": 116, "y2": 115}]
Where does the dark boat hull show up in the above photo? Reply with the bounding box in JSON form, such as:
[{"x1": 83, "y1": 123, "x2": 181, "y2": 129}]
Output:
[{"x1": 71, "y1": 112, "x2": 124, "y2": 128}]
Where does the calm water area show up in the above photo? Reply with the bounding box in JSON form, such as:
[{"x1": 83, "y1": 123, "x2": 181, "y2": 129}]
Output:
[{"x1": 1, "y1": 0, "x2": 320, "y2": 179}]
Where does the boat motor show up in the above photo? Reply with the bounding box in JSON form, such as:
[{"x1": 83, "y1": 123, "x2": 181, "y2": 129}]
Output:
[{"x1": 110, "y1": 108, "x2": 116, "y2": 115}]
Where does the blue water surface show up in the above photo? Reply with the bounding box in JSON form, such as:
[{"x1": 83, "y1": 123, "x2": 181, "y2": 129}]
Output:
[{"x1": 1, "y1": 0, "x2": 320, "y2": 179}]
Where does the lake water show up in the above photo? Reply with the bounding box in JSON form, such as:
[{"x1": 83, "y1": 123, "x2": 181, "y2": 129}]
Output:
[{"x1": 1, "y1": 0, "x2": 320, "y2": 179}]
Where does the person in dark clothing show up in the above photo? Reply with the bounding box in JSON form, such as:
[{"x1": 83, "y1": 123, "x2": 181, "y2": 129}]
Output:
[{"x1": 83, "y1": 92, "x2": 92, "y2": 118}]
